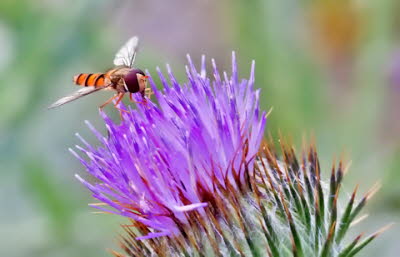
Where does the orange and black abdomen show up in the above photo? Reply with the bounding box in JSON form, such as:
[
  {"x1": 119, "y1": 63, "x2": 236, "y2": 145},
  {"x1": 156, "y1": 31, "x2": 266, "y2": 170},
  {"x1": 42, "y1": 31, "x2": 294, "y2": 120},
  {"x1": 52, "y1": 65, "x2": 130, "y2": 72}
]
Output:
[{"x1": 74, "y1": 73, "x2": 106, "y2": 87}]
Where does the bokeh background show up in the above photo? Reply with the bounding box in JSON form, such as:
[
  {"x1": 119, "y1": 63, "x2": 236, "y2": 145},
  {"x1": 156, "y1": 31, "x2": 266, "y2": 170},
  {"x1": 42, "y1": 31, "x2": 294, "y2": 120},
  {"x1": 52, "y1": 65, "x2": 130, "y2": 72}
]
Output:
[{"x1": 1, "y1": 0, "x2": 399, "y2": 256}]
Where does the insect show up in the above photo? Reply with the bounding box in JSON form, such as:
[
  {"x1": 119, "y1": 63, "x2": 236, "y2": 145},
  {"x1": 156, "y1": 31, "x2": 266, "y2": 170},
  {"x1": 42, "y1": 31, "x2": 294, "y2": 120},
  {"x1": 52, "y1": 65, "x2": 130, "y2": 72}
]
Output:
[{"x1": 48, "y1": 36, "x2": 152, "y2": 111}]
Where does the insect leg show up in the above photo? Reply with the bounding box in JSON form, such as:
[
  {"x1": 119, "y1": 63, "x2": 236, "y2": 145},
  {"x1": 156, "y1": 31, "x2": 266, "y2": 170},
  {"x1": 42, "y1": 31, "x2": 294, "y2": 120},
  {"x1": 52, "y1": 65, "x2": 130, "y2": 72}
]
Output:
[
  {"x1": 145, "y1": 88, "x2": 154, "y2": 99},
  {"x1": 114, "y1": 93, "x2": 124, "y2": 106},
  {"x1": 99, "y1": 94, "x2": 119, "y2": 110},
  {"x1": 114, "y1": 93, "x2": 129, "y2": 114},
  {"x1": 129, "y1": 92, "x2": 147, "y2": 105}
]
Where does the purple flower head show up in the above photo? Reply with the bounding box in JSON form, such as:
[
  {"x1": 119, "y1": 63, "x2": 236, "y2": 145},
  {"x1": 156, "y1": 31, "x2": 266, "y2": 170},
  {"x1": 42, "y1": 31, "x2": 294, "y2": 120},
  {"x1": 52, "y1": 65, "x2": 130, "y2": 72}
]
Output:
[{"x1": 72, "y1": 52, "x2": 266, "y2": 239}]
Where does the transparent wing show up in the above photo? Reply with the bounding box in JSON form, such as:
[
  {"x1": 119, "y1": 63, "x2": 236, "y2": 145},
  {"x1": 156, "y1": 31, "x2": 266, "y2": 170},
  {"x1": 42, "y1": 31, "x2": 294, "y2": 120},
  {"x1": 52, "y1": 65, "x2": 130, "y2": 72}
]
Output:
[
  {"x1": 48, "y1": 86, "x2": 108, "y2": 109},
  {"x1": 113, "y1": 36, "x2": 139, "y2": 68}
]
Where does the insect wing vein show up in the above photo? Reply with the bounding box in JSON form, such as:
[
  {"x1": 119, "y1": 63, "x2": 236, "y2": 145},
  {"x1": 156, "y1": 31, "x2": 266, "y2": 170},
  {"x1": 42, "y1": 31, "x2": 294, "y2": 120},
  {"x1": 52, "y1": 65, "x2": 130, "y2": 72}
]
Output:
[
  {"x1": 48, "y1": 86, "x2": 108, "y2": 109},
  {"x1": 113, "y1": 36, "x2": 139, "y2": 68}
]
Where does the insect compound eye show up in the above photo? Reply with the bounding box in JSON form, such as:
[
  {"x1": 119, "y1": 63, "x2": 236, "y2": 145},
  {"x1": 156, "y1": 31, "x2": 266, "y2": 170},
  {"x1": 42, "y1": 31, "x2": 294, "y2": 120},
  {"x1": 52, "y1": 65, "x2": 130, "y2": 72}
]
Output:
[{"x1": 124, "y1": 69, "x2": 145, "y2": 93}]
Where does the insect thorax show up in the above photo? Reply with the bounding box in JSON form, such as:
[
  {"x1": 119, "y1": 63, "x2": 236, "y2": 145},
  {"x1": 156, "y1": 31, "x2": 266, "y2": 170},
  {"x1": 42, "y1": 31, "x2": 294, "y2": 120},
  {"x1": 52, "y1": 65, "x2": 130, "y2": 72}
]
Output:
[{"x1": 108, "y1": 67, "x2": 131, "y2": 93}]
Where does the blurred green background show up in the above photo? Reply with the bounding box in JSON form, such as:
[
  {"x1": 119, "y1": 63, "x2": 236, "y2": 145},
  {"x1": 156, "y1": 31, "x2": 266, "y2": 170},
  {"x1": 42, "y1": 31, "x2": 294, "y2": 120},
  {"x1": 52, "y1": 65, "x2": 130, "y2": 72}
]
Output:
[{"x1": 1, "y1": 0, "x2": 399, "y2": 256}]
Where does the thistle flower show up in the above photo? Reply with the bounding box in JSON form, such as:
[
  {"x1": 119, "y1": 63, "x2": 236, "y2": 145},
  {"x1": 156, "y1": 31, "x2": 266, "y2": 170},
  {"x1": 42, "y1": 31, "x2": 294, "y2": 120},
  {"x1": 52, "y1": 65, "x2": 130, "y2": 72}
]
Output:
[{"x1": 72, "y1": 53, "x2": 387, "y2": 256}]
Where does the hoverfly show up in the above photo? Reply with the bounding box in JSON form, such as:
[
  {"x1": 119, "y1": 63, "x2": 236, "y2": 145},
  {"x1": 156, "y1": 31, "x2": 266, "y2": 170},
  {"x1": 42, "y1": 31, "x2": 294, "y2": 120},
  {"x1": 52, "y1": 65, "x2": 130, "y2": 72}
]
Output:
[{"x1": 48, "y1": 36, "x2": 152, "y2": 111}]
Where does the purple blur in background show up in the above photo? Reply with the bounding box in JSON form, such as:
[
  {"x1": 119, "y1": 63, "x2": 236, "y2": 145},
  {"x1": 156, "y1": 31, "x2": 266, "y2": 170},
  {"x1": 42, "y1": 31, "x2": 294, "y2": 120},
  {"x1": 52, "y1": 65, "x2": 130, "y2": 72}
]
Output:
[{"x1": 389, "y1": 50, "x2": 400, "y2": 91}]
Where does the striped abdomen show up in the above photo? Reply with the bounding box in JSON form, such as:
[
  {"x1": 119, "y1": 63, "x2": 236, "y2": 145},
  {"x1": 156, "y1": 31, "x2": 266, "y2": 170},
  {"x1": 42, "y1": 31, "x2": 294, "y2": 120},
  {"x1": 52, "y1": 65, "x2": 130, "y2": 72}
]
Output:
[{"x1": 74, "y1": 73, "x2": 106, "y2": 87}]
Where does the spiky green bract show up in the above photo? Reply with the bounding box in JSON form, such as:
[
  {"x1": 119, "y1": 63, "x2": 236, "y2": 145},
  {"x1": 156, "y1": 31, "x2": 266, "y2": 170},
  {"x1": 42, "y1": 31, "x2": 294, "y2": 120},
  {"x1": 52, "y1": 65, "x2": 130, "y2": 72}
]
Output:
[{"x1": 113, "y1": 140, "x2": 385, "y2": 257}]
